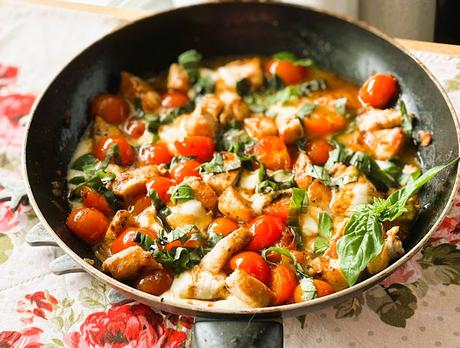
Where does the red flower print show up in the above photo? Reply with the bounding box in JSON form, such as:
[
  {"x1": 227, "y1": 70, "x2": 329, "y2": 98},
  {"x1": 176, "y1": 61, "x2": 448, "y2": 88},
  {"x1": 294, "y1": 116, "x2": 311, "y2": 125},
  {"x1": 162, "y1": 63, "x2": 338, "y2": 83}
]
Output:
[
  {"x1": 0, "y1": 64, "x2": 18, "y2": 88},
  {"x1": 0, "y1": 327, "x2": 43, "y2": 348},
  {"x1": 65, "y1": 303, "x2": 189, "y2": 348},
  {"x1": 165, "y1": 314, "x2": 194, "y2": 329},
  {"x1": 0, "y1": 94, "x2": 35, "y2": 123},
  {"x1": 430, "y1": 215, "x2": 460, "y2": 244},
  {"x1": 17, "y1": 291, "x2": 58, "y2": 324},
  {"x1": 380, "y1": 254, "x2": 422, "y2": 287}
]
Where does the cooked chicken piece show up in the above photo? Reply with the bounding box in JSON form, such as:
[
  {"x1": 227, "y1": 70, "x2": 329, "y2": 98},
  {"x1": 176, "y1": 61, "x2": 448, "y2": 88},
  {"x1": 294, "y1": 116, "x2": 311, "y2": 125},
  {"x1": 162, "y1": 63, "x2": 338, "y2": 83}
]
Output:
[
  {"x1": 226, "y1": 269, "x2": 274, "y2": 307},
  {"x1": 244, "y1": 114, "x2": 278, "y2": 139},
  {"x1": 136, "y1": 206, "x2": 162, "y2": 231},
  {"x1": 335, "y1": 130, "x2": 366, "y2": 154},
  {"x1": 200, "y1": 227, "x2": 251, "y2": 274},
  {"x1": 218, "y1": 187, "x2": 255, "y2": 222},
  {"x1": 299, "y1": 206, "x2": 323, "y2": 238},
  {"x1": 418, "y1": 130, "x2": 432, "y2": 147},
  {"x1": 367, "y1": 226, "x2": 404, "y2": 274},
  {"x1": 92, "y1": 116, "x2": 122, "y2": 143},
  {"x1": 111, "y1": 165, "x2": 160, "y2": 198},
  {"x1": 166, "y1": 63, "x2": 190, "y2": 92},
  {"x1": 330, "y1": 175, "x2": 378, "y2": 215},
  {"x1": 183, "y1": 176, "x2": 218, "y2": 210},
  {"x1": 203, "y1": 171, "x2": 240, "y2": 195},
  {"x1": 237, "y1": 169, "x2": 261, "y2": 196},
  {"x1": 217, "y1": 58, "x2": 264, "y2": 89},
  {"x1": 166, "y1": 199, "x2": 213, "y2": 232},
  {"x1": 219, "y1": 98, "x2": 251, "y2": 125},
  {"x1": 185, "y1": 95, "x2": 223, "y2": 138},
  {"x1": 311, "y1": 257, "x2": 348, "y2": 291},
  {"x1": 158, "y1": 114, "x2": 188, "y2": 143},
  {"x1": 293, "y1": 152, "x2": 314, "y2": 189},
  {"x1": 276, "y1": 112, "x2": 304, "y2": 144},
  {"x1": 170, "y1": 266, "x2": 228, "y2": 300},
  {"x1": 363, "y1": 127, "x2": 404, "y2": 160},
  {"x1": 308, "y1": 179, "x2": 332, "y2": 210},
  {"x1": 356, "y1": 108, "x2": 402, "y2": 132},
  {"x1": 102, "y1": 245, "x2": 161, "y2": 280},
  {"x1": 120, "y1": 71, "x2": 161, "y2": 113}
]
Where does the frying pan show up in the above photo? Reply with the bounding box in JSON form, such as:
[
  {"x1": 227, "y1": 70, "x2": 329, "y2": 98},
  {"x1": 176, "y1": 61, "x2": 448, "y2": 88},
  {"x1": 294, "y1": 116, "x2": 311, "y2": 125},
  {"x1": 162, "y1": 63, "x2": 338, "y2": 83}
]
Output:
[{"x1": 23, "y1": 2, "x2": 460, "y2": 347}]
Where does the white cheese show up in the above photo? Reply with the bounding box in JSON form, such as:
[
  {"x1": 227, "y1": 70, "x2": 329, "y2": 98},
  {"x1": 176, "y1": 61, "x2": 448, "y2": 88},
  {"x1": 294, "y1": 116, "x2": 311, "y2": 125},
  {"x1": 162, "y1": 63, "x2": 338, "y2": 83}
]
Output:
[{"x1": 166, "y1": 199, "x2": 212, "y2": 232}]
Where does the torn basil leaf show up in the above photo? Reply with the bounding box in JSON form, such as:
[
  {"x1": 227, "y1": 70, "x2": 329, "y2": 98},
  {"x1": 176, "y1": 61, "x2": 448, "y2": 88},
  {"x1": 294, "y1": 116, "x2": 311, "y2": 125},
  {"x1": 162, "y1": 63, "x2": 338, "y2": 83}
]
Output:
[
  {"x1": 178, "y1": 49, "x2": 202, "y2": 83},
  {"x1": 200, "y1": 153, "x2": 241, "y2": 174},
  {"x1": 306, "y1": 164, "x2": 331, "y2": 184},
  {"x1": 272, "y1": 51, "x2": 314, "y2": 67},
  {"x1": 71, "y1": 153, "x2": 98, "y2": 171},
  {"x1": 299, "y1": 276, "x2": 316, "y2": 301},
  {"x1": 297, "y1": 103, "x2": 317, "y2": 118},
  {"x1": 399, "y1": 99, "x2": 413, "y2": 136},
  {"x1": 334, "y1": 97, "x2": 348, "y2": 116},
  {"x1": 313, "y1": 212, "x2": 333, "y2": 257},
  {"x1": 193, "y1": 75, "x2": 215, "y2": 96},
  {"x1": 171, "y1": 183, "x2": 195, "y2": 204}
]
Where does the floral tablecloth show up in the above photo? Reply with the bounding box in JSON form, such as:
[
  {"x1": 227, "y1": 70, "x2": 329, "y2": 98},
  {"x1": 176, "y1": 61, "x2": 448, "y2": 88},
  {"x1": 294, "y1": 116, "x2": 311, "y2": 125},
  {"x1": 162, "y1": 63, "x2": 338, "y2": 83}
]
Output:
[{"x1": 1, "y1": 2, "x2": 460, "y2": 347}]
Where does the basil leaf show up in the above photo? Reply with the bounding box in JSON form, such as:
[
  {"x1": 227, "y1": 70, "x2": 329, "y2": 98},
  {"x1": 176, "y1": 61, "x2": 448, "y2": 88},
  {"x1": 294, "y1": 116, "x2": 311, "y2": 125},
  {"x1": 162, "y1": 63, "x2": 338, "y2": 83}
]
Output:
[
  {"x1": 200, "y1": 153, "x2": 241, "y2": 174},
  {"x1": 318, "y1": 212, "x2": 333, "y2": 239},
  {"x1": 272, "y1": 51, "x2": 297, "y2": 61},
  {"x1": 171, "y1": 183, "x2": 195, "y2": 204},
  {"x1": 68, "y1": 176, "x2": 86, "y2": 185},
  {"x1": 147, "y1": 188, "x2": 162, "y2": 209},
  {"x1": 265, "y1": 75, "x2": 285, "y2": 91},
  {"x1": 161, "y1": 101, "x2": 195, "y2": 125},
  {"x1": 193, "y1": 75, "x2": 215, "y2": 96},
  {"x1": 297, "y1": 103, "x2": 317, "y2": 118},
  {"x1": 306, "y1": 164, "x2": 331, "y2": 185},
  {"x1": 398, "y1": 167, "x2": 421, "y2": 186},
  {"x1": 324, "y1": 141, "x2": 353, "y2": 170},
  {"x1": 71, "y1": 154, "x2": 97, "y2": 171},
  {"x1": 135, "y1": 232, "x2": 156, "y2": 251},
  {"x1": 334, "y1": 97, "x2": 347, "y2": 115},
  {"x1": 178, "y1": 49, "x2": 202, "y2": 83},
  {"x1": 313, "y1": 236, "x2": 329, "y2": 257},
  {"x1": 271, "y1": 170, "x2": 294, "y2": 185},
  {"x1": 152, "y1": 246, "x2": 206, "y2": 274},
  {"x1": 166, "y1": 224, "x2": 198, "y2": 243},
  {"x1": 399, "y1": 99, "x2": 413, "y2": 136},
  {"x1": 236, "y1": 78, "x2": 251, "y2": 96},
  {"x1": 349, "y1": 152, "x2": 398, "y2": 190},
  {"x1": 299, "y1": 276, "x2": 316, "y2": 300},
  {"x1": 170, "y1": 155, "x2": 196, "y2": 167},
  {"x1": 207, "y1": 230, "x2": 224, "y2": 248},
  {"x1": 261, "y1": 246, "x2": 297, "y2": 266},
  {"x1": 256, "y1": 180, "x2": 277, "y2": 194},
  {"x1": 288, "y1": 188, "x2": 308, "y2": 231}
]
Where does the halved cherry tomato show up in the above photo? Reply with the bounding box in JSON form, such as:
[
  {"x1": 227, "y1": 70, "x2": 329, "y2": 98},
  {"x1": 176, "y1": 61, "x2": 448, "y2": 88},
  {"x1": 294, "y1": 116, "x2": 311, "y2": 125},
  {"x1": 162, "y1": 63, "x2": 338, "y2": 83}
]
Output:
[
  {"x1": 165, "y1": 239, "x2": 200, "y2": 252},
  {"x1": 93, "y1": 136, "x2": 134, "y2": 166},
  {"x1": 161, "y1": 91, "x2": 189, "y2": 109},
  {"x1": 247, "y1": 215, "x2": 284, "y2": 251},
  {"x1": 313, "y1": 279, "x2": 336, "y2": 297},
  {"x1": 91, "y1": 94, "x2": 130, "y2": 124},
  {"x1": 303, "y1": 105, "x2": 347, "y2": 137},
  {"x1": 66, "y1": 208, "x2": 109, "y2": 245},
  {"x1": 111, "y1": 227, "x2": 158, "y2": 254},
  {"x1": 306, "y1": 139, "x2": 334, "y2": 165},
  {"x1": 359, "y1": 73, "x2": 398, "y2": 108},
  {"x1": 252, "y1": 136, "x2": 291, "y2": 170},
  {"x1": 146, "y1": 176, "x2": 174, "y2": 202},
  {"x1": 80, "y1": 186, "x2": 112, "y2": 216},
  {"x1": 134, "y1": 268, "x2": 174, "y2": 295},
  {"x1": 266, "y1": 59, "x2": 306, "y2": 85},
  {"x1": 138, "y1": 142, "x2": 173, "y2": 165},
  {"x1": 129, "y1": 194, "x2": 151, "y2": 215},
  {"x1": 228, "y1": 251, "x2": 271, "y2": 285},
  {"x1": 174, "y1": 136, "x2": 215, "y2": 162},
  {"x1": 170, "y1": 159, "x2": 201, "y2": 183},
  {"x1": 208, "y1": 217, "x2": 239, "y2": 237},
  {"x1": 263, "y1": 197, "x2": 291, "y2": 223},
  {"x1": 270, "y1": 264, "x2": 298, "y2": 305},
  {"x1": 125, "y1": 118, "x2": 146, "y2": 138}
]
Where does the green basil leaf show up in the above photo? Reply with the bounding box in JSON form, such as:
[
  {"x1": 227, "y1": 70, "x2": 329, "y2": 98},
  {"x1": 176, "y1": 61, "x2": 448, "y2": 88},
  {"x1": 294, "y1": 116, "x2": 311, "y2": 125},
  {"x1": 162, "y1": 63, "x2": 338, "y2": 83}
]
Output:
[
  {"x1": 167, "y1": 224, "x2": 198, "y2": 243},
  {"x1": 298, "y1": 276, "x2": 316, "y2": 300},
  {"x1": 334, "y1": 97, "x2": 347, "y2": 116},
  {"x1": 171, "y1": 183, "x2": 195, "y2": 204},
  {"x1": 207, "y1": 230, "x2": 224, "y2": 247},
  {"x1": 265, "y1": 75, "x2": 285, "y2": 91},
  {"x1": 68, "y1": 176, "x2": 86, "y2": 185},
  {"x1": 236, "y1": 78, "x2": 251, "y2": 96},
  {"x1": 71, "y1": 154, "x2": 97, "y2": 171},
  {"x1": 161, "y1": 101, "x2": 195, "y2": 125},
  {"x1": 261, "y1": 246, "x2": 297, "y2": 266},
  {"x1": 399, "y1": 99, "x2": 413, "y2": 136},
  {"x1": 135, "y1": 232, "x2": 156, "y2": 251},
  {"x1": 324, "y1": 141, "x2": 353, "y2": 170},
  {"x1": 178, "y1": 49, "x2": 202, "y2": 83},
  {"x1": 306, "y1": 164, "x2": 331, "y2": 185},
  {"x1": 193, "y1": 75, "x2": 215, "y2": 96},
  {"x1": 147, "y1": 188, "x2": 163, "y2": 209},
  {"x1": 295, "y1": 58, "x2": 314, "y2": 67},
  {"x1": 297, "y1": 103, "x2": 317, "y2": 118},
  {"x1": 271, "y1": 170, "x2": 295, "y2": 185},
  {"x1": 219, "y1": 129, "x2": 255, "y2": 155},
  {"x1": 272, "y1": 51, "x2": 297, "y2": 61},
  {"x1": 256, "y1": 180, "x2": 277, "y2": 194},
  {"x1": 170, "y1": 155, "x2": 196, "y2": 167},
  {"x1": 313, "y1": 236, "x2": 329, "y2": 257},
  {"x1": 288, "y1": 188, "x2": 308, "y2": 230},
  {"x1": 200, "y1": 153, "x2": 241, "y2": 174},
  {"x1": 318, "y1": 212, "x2": 333, "y2": 239},
  {"x1": 349, "y1": 152, "x2": 398, "y2": 190}
]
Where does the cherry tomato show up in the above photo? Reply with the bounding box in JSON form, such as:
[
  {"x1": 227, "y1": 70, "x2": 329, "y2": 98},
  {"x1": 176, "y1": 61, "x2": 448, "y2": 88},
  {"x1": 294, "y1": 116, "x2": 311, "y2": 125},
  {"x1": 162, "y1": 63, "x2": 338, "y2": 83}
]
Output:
[
  {"x1": 313, "y1": 279, "x2": 336, "y2": 297},
  {"x1": 263, "y1": 197, "x2": 290, "y2": 223},
  {"x1": 208, "y1": 217, "x2": 239, "y2": 237},
  {"x1": 270, "y1": 264, "x2": 298, "y2": 305},
  {"x1": 170, "y1": 159, "x2": 201, "y2": 183},
  {"x1": 228, "y1": 251, "x2": 271, "y2": 285},
  {"x1": 247, "y1": 215, "x2": 284, "y2": 251},
  {"x1": 66, "y1": 208, "x2": 109, "y2": 245},
  {"x1": 306, "y1": 139, "x2": 334, "y2": 165},
  {"x1": 266, "y1": 59, "x2": 306, "y2": 85},
  {"x1": 252, "y1": 136, "x2": 291, "y2": 170},
  {"x1": 303, "y1": 105, "x2": 347, "y2": 137},
  {"x1": 138, "y1": 142, "x2": 173, "y2": 166},
  {"x1": 125, "y1": 118, "x2": 146, "y2": 138},
  {"x1": 91, "y1": 94, "x2": 130, "y2": 124},
  {"x1": 146, "y1": 176, "x2": 174, "y2": 202},
  {"x1": 161, "y1": 91, "x2": 189, "y2": 108},
  {"x1": 174, "y1": 136, "x2": 215, "y2": 163},
  {"x1": 134, "y1": 268, "x2": 174, "y2": 295},
  {"x1": 359, "y1": 73, "x2": 398, "y2": 108},
  {"x1": 129, "y1": 194, "x2": 151, "y2": 215},
  {"x1": 80, "y1": 186, "x2": 112, "y2": 216},
  {"x1": 111, "y1": 227, "x2": 158, "y2": 254},
  {"x1": 93, "y1": 136, "x2": 134, "y2": 166},
  {"x1": 165, "y1": 238, "x2": 200, "y2": 252}
]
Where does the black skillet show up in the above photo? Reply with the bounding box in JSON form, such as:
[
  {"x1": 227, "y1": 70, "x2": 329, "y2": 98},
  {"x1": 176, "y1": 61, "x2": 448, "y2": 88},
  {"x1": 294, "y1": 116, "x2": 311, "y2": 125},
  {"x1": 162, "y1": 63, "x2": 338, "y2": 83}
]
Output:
[{"x1": 23, "y1": 2, "x2": 460, "y2": 347}]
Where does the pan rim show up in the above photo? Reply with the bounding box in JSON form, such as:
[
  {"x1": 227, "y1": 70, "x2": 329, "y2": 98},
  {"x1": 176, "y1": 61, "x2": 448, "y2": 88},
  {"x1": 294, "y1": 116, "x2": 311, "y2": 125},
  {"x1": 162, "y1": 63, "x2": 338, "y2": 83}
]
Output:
[{"x1": 22, "y1": 1, "x2": 460, "y2": 316}]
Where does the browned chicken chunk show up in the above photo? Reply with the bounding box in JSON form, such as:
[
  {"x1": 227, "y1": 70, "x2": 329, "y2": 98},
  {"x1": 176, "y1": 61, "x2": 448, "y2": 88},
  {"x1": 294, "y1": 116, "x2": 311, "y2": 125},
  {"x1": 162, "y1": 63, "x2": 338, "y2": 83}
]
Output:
[
  {"x1": 226, "y1": 269, "x2": 275, "y2": 307},
  {"x1": 111, "y1": 165, "x2": 160, "y2": 198},
  {"x1": 183, "y1": 176, "x2": 218, "y2": 210},
  {"x1": 363, "y1": 127, "x2": 404, "y2": 160},
  {"x1": 92, "y1": 116, "x2": 122, "y2": 143},
  {"x1": 185, "y1": 95, "x2": 223, "y2": 138},
  {"x1": 120, "y1": 71, "x2": 161, "y2": 113},
  {"x1": 244, "y1": 115, "x2": 278, "y2": 139},
  {"x1": 219, "y1": 98, "x2": 251, "y2": 125},
  {"x1": 218, "y1": 187, "x2": 254, "y2": 222},
  {"x1": 167, "y1": 63, "x2": 190, "y2": 92}
]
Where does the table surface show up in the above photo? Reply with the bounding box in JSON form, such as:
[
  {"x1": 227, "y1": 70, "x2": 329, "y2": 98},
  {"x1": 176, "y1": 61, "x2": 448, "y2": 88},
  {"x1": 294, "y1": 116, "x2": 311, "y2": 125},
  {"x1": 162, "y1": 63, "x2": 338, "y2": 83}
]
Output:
[{"x1": 1, "y1": 1, "x2": 460, "y2": 348}]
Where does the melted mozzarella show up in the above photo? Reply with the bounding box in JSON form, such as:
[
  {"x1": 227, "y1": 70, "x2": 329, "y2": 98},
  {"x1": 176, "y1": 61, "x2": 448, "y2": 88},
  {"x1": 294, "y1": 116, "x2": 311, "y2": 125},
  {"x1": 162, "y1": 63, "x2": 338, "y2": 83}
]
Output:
[
  {"x1": 158, "y1": 114, "x2": 188, "y2": 143},
  {"x1": 167, "y1": 199, "x2": 212, "y2": 232}
]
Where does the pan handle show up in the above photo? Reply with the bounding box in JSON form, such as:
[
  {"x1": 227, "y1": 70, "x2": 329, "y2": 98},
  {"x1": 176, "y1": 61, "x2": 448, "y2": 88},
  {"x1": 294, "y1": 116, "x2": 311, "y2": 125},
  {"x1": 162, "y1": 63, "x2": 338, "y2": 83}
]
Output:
[{"x1": 193, "y1": 316, "x2": 283, "y2": 348}]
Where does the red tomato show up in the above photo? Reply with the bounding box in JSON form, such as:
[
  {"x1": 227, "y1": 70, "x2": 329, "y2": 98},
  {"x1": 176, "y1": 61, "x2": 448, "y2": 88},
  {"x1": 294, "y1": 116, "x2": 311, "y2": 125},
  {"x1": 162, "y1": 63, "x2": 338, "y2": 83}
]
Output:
[
  {"x1": 134, "y1": 268, "x2": 174, "y2": 295},
  {"x1": 266, "y1": 59, "x2": 306, "y2": 85},
  {"x1": 313, "y1": 279, "x2": 336, "y2": 297},
  {"x1": 270, "y1": 264, "x2": 298, "y2": 305},
  {"x1": 252, "y1": 136, "x2": 291, "y2": 170},
  {"x1": 303, "y1": 105, "x2": 347, "y2": 137},
  {"x1": 208, "y1": 217, "x2": 239, "y2": 237},
  {"x1": 247, "y1": 215, "x2": 284, "y2": 251},
  {"x1": 359, "y1": 73, "x2": 399, "y2": 108},
  {"x1": 80, "y1": 186, "x2": 112, "y2": 216},
  {"x1": 228, "y1": 251, "x2": 271, "y2": 285},
  {"x1": 111, "y1": 227, "x2": 158, "y2": 254},
  {"x1": 138, "y1": 142, "x2": 173, "y2": 165},
  {"x1": 263, "y1": 197, "x2": 291, "y2": 223},
  {"x1": 174, "y1": 136, "x2": 215, "y2": 162},
  {"x1": 165, "y1": 238, "x2": 200, "y2": 252},
  {"x1": 66, "y1": 208, "x2": 109, "y2": 245},
  {"x1": 306, "y1": 139, "x2": 334, "y2": 165},
  {"x1": 161, "y1": 91, "x2": 189, "y2": 108},
  {"x1": 129, "y1": 194, "x2": 151, "y2": 215},
  {"x1": 170, "y1": 159, "x2": 201, "y2": 183},
  {"x1": 146, "y1": 176, "x2": 174, "y2": 202},
  {"x1": 91, "y1": 94, "x2": 130, "y2": 124},
  {"x1": 93, "y1": 136, "x2": 134, "y2": 166},
  {"x1": 125, "y1": 118, "x2": 146, "y2": 138}
]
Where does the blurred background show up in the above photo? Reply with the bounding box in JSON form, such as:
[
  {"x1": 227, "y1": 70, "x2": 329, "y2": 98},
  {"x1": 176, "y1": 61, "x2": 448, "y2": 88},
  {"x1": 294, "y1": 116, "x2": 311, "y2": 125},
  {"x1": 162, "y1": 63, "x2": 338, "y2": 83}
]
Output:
[{"x1": 60, "y1": 0, "x2": 460, "y2": 44}]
